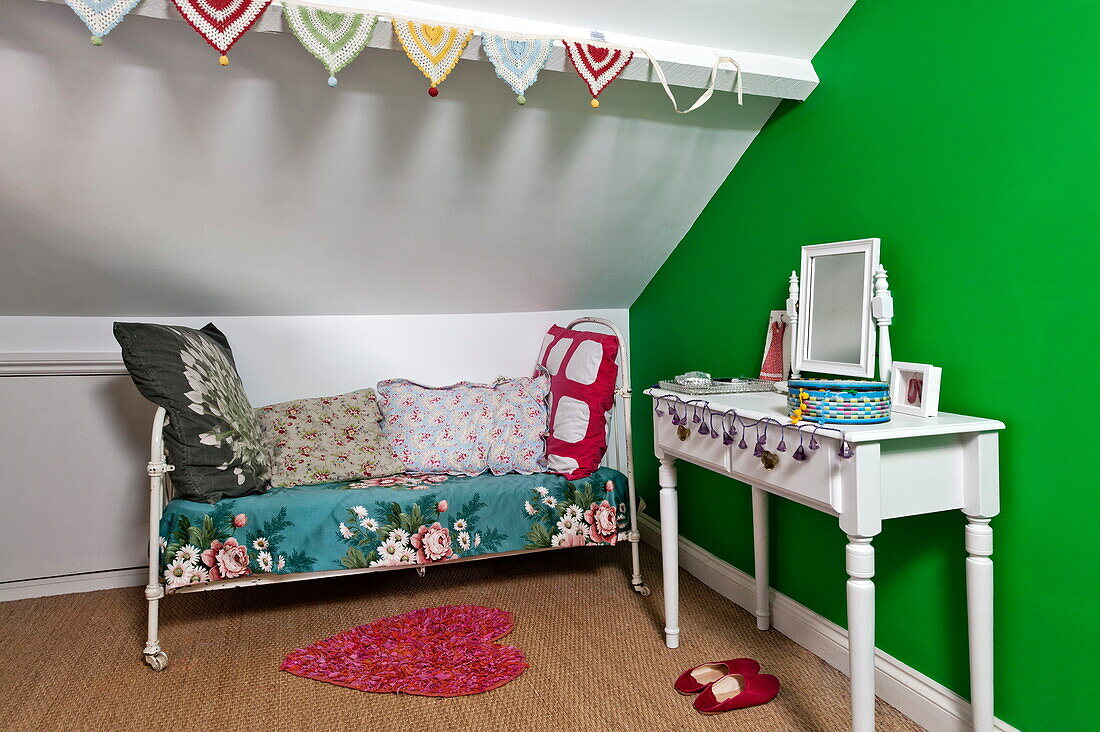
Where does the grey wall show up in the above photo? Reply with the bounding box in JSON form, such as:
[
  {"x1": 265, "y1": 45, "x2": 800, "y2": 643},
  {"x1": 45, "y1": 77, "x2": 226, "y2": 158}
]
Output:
[{"x1": 1, "y1": 0, "x2": 786, "y2": 316}]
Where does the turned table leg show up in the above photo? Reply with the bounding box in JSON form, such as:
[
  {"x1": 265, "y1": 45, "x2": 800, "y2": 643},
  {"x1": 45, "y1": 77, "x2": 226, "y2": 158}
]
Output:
[
  {"x1": 846, "y1": 535, "x2": 876, "y2": 732},
  {"x1": 966, "y1": 515, "x2": 995, "y2": 732},
  {"x1": 659, "y1": 456, "x2": 679, "y2": 649},
  {"x1": 751, "y1": 486, "x2": 771, "y2": 630}
]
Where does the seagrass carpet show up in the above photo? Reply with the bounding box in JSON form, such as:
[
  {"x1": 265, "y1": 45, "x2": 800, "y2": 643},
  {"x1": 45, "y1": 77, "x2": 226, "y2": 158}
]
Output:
[{"x1": 0, "y1": 544, "x2": 922, "y2": 731}]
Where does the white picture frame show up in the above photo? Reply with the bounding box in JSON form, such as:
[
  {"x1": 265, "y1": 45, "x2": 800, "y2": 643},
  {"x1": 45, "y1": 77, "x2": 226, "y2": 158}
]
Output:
[
  {"x1": 794, "y1": 238, "x2": 880, "y2": 379},
  {"x1": 890, "y1": 361, "x2": 941, "y2": 417}
]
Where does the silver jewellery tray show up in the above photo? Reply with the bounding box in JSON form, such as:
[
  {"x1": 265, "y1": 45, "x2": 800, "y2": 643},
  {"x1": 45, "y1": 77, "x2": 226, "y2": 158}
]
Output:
[{"x1": 659, "y1": 371, "x2": 776, "y2": 395}]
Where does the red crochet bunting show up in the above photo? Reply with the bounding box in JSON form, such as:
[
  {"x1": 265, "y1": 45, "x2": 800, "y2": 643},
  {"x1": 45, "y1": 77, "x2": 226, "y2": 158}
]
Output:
[
  {"x1": 171, "y1": 0, "x2": 270, "y2": 56},
  {"x1": 563, "y1": 41, "x2": 634, "y2": 99},
  {"x1": 280, "y1": 605, "x2": 528, "y2": 697}
]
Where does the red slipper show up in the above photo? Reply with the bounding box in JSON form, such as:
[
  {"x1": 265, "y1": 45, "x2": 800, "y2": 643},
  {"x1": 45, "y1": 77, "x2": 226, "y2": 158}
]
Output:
[
  {"x1": 673, "y1": 658, "x2": 761, "y2": 695},
  {"x1": 693, "y1": 673, "x2": 781, "y2": 714}
]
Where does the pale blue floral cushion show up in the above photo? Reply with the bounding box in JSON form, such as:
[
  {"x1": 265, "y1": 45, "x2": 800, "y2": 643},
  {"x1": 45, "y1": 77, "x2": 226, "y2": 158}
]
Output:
[{"x1": 377, "y1": 373, "x2": 550, "y2": 476}]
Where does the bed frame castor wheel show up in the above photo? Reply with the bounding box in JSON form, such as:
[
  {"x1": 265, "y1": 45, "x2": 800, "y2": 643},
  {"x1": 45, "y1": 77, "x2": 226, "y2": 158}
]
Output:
[
  {"x1": 634, "y1": 584, "x2": 651, "y2": 597},
  {"x1": 144, "y1": 651, "x2": 168, "y2": 671}
]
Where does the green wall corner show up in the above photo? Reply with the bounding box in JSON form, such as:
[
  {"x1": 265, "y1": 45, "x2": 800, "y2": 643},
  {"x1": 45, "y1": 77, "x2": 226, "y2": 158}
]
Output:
[{"x1": 629, "y1": 2, "x2": 1100, "y2": 729}]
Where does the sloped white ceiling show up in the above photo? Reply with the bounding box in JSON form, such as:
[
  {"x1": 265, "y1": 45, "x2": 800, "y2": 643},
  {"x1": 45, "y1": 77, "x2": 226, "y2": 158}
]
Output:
[{"x1": 0, "y1": 0, "x2": 853, "y2": 316}]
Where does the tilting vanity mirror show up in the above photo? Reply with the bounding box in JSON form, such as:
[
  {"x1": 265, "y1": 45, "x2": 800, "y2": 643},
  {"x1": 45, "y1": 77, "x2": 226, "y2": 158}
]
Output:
[{"x1": 788, "y1": 238, "x2": 892, "y2": 382}]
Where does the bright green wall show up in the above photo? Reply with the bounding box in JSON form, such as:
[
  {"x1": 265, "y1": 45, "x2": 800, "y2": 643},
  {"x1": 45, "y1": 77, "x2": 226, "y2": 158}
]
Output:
[{"x1": 629, "y1": 2, "x2": 1098, "y2": 730}]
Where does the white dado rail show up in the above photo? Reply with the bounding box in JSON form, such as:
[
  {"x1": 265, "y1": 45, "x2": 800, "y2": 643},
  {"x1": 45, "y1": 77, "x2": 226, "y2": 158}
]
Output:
[{"x1": 0, "y1": 352, "x2": 127, "y2": 376}]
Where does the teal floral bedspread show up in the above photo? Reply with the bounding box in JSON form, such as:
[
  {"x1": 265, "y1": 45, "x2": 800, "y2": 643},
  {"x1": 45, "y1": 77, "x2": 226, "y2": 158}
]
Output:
[{"x1": 159, "y1": 468, "x2": 629, "y2": 589}]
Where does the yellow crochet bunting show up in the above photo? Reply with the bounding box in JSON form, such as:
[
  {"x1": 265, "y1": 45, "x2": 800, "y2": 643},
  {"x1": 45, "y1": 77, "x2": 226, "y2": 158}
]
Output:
[{"x1": 392, "y1": 20, "x2": 472, "y2": 94}]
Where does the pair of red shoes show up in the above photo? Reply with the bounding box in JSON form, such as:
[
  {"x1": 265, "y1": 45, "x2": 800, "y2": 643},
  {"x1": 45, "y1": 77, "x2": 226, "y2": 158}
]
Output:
[{"x1": 674, "y1": 658, "x2": 780, "y2": 714}]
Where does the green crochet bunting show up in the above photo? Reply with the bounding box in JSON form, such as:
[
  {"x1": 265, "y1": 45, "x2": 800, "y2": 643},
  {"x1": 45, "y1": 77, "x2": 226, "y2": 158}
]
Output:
[{"x1": 283, "y1": 4, "x2": 377, "y2": 86}]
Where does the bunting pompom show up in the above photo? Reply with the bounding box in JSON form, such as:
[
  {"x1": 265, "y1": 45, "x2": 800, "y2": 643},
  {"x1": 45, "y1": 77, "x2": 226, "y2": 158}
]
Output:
[
  {"x1": 481, "y1": 35, "x2": 552, "y2": 105},
  {"x1": 65, "y1": 0, "x2": 142, "y2": 45},
  {"x1": 563, "y1": 41, "x2": 633, "y2": 108},
  {"x1": 284, "y1": 5, "x2": 377, "y2": 87},
  {"x1": 392, "y1": 20, "x2": 472, "y2": 97},
  {"x1": 171, "y1": 0, "x2": 271, "y2": 65}
]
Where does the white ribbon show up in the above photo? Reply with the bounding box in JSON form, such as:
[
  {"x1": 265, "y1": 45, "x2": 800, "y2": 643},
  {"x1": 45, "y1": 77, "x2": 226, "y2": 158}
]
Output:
[{"x1": 643, "y1": 50, "x2": 742, "y2": 113}]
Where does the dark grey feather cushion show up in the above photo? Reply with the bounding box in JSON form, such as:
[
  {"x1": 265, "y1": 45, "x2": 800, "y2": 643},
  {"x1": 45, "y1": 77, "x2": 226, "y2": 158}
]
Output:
[{"x1": 114, "y1": 322, "x2": 271, "y2": 503}]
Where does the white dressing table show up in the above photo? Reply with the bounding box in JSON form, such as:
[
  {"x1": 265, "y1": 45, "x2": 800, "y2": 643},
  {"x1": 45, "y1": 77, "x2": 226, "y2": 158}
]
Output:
[{"x1": 647, "y1": 387, "x2": 1004, "y2": 732}]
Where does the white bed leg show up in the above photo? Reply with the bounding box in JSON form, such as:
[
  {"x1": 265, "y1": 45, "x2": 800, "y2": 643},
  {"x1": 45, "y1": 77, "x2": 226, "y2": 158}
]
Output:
[
  {"x1": 659, "y1": 456, "x2": 679, "y2": 649},
  {"x1": 144, "y1": 583, "x2": 166, "y2": 671},
  {"x1": 143, "y1": 423, "x2": 171, "y2": 672},
  {"x1": 625, "y1": 442, "x2": 649, "y2": 597},
  {"x1": 628, "y1": 530, "x2": 648, "y2": 596}
]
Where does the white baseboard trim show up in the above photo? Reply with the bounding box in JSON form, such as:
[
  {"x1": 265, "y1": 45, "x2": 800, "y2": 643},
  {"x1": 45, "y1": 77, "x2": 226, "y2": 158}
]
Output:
[
  {"x1": 0, "y1": 567, "x2": 146, "y2": 602},
  {"x1": 637, "y1": 513, "x2": 1020, "y2": 732}
]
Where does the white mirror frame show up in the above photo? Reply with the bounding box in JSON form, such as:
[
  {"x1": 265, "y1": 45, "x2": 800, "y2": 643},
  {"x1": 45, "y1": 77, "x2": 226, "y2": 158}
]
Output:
[{"x1": 794, "y1": 238, "x2": 881, "y2": 379}]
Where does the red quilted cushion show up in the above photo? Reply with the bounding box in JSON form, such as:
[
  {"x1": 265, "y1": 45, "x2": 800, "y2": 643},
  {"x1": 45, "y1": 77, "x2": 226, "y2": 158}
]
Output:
[{"x1": 536, "y1": 325, "x2": 620, "y2": 479}]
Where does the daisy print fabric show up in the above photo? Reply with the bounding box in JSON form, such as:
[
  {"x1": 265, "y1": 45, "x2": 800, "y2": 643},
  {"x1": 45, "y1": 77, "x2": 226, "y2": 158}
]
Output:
[
  {"x1": 377, "y1": 373, "x2": 550, "y2": 476},
  {"x1": 159, "y1": 468, "x2": 629, "y2": 589}
]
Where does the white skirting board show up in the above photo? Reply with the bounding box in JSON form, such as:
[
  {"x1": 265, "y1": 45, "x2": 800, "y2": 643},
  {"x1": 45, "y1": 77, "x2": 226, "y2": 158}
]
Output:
[
  {"x1": 637, "y1": 513, "x2": 1020, "y2": 732},
  {"x1": 0, "y1": 567, "x2": 146, "y2": 602}
]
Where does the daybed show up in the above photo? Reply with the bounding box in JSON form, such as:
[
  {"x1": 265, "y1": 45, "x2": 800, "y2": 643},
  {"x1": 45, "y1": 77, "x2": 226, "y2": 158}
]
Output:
[{"x1": 139, "y1": 318, "x2": 645, "y2": 671}]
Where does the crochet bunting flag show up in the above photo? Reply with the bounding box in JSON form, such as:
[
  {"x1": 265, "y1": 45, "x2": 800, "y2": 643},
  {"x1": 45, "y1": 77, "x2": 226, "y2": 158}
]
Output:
[
  {"x1": 171, "y1": 0, "x2": 271, "y2": 65},
  {"x1": 65, "y1": 0, "x2": 142, "y2": 45},
  {"x1": 480, "y1": 35, "x2": 553, "y2": 105},
  {"x1": 392, "y1": 20, "x2": 473, "y2": 96},
  {"x1": 283, "y1": 4, "x2": 377, "y2": 86},
  {"x1": 563, "y1": 41, "x2": 633, "y2": 108}
]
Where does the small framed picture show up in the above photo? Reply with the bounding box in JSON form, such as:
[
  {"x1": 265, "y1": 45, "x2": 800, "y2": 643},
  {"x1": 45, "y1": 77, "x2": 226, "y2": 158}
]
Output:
[{"x1": 890, "y1": 362, "x2": 942, "y2": 417}]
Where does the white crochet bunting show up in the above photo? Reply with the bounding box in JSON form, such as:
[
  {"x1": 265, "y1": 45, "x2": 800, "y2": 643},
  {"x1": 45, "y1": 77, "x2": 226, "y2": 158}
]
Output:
[
  {"x1": 283, "y1": 4, "x2": 377, "y2": 78},
  {"x1": 172, "y1": 0, "x2": 271, "y2": 55},
  {"x1": 65, "y1": 0, "x2": 142, "y2": 40},
  {"x1": 481, "y1": 35, "x2": 553, "y2": 96},
  {"x1": 563, "y1": 41, "x2": 634, "y2": 98},
  {"x1": 392, "y1": 20, "x2": 472, "y2": 87}
]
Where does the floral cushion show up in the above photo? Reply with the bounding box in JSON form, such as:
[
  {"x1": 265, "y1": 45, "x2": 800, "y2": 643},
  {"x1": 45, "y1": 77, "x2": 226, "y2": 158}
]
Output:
[
  {"x1": 377, "y1": 373, "x2": 550, "y2": 476},
  {"x1": 114, "y1": 322, "x2": 270, "y2": 503},
  {"x1": 256, "y1": 389, "x2": 405, "y2": 488}
]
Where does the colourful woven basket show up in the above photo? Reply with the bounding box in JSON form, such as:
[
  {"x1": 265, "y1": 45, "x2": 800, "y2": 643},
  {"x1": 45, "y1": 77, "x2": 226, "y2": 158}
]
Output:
[{"x1": 788, "y1": 379, "x2": 892, "y2": 424}]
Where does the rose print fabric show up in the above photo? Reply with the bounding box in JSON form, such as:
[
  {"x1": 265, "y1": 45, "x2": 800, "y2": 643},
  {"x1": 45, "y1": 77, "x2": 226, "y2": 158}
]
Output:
[
  {"x1": 376, "y1": 374, "x2": 550, "y2": 477},
  {"x1": 158, "y1": 467, "x2": 628, "y2": 590},
  {"x1": 256, "y1": 389, "x2": 404, "y2": 488}
]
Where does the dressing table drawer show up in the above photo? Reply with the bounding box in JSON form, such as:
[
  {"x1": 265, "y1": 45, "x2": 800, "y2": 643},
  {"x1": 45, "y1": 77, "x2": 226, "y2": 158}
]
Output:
[
  {"x1": 653, "y1": 410, "x2": 731, "y2": 473},
  {"x1": 654, "y1": 410, "x2": 838, "y2": 510},
  {"x1": 726, "y1": 437, "x2": 837, "y2": 510}
]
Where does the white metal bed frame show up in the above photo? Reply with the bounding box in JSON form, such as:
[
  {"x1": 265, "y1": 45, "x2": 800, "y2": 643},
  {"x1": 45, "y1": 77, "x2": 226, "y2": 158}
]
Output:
[{"x1": 141, "y1": 316, "x2": 646, "y2": 671}]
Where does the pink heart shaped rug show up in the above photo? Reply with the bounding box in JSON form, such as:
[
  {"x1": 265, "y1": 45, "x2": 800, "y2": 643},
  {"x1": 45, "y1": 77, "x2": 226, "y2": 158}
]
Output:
[{"x1": 281, "y1": 605, "x2": 528, "y2": 697}]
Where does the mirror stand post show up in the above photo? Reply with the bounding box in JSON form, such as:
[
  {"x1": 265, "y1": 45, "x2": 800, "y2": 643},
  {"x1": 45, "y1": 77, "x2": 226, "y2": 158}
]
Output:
[
  {"x1": 786, "y1": 270, "x2": 801, "y2": 379},
  {"x1": 872, "y1": 264, "x2": 894, "y2": 384}
]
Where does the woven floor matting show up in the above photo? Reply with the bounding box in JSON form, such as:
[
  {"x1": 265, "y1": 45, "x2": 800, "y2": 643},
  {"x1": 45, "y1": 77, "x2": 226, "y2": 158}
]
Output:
[{"x1": 0, "y1": 544, "x2": 923, "y2": 731}]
